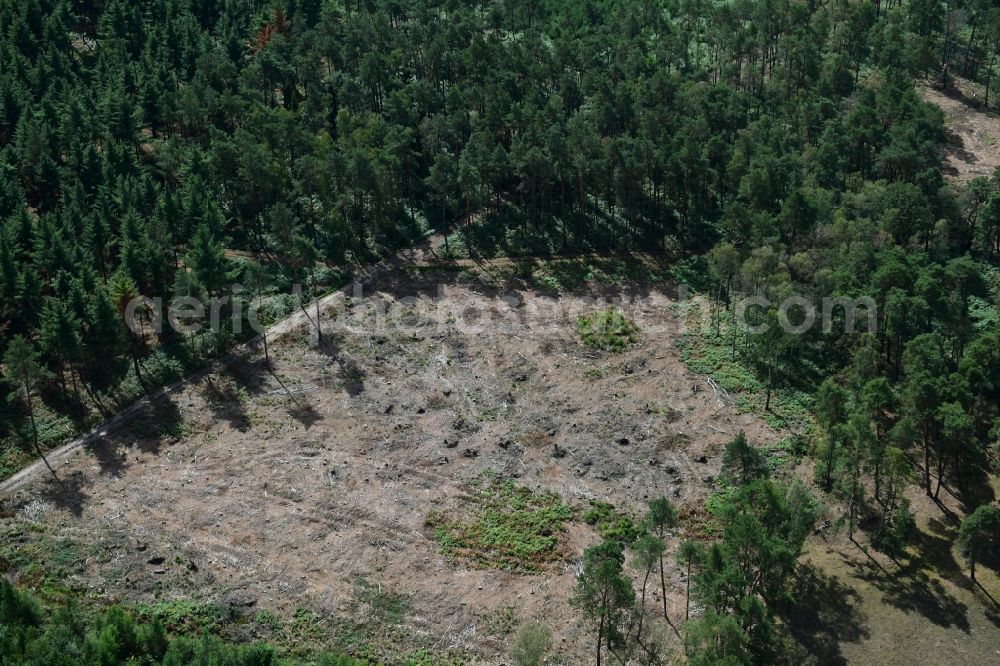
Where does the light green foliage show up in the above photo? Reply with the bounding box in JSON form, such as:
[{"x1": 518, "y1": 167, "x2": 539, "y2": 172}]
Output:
[
  {"x1": 720, "y1": 431, "x2": 769, "y2": 486},
  {"x1": 427, "y1": 476, "x2": 573, "y2": 572},
  {"x1": 677, "y1": 306, "x2": 813, "y2": 431},
  {"x1": 684, "y1": 611, "x2": 751, "y2": 666},
  {"x1": 510, "y1": 620, "x2": 552, "y2": 666},
  {"x1": 0, "y1": 579, "x2": 368, "y2": 666},
  {"x1": 689, "y1": 479, "x2": 819, "y2": 663},
  {"x1": 570, "y1": 541, "x2": 635, "y2": 666}
]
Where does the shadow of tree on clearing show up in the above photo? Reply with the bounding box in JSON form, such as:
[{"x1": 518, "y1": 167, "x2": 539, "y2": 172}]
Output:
[
  {"x1": 201, "y1": 373, "x2": 251, "y2": 433},
  {"x1": 86, "y1": 396, "x2": 181, "y2": 481},
  {"x1": 313, "y1": 333, "x2": 366, "y2": 397},
  {"x1": 784, "y1": 563, "x2": 869, "y2": 666},
  {"x1": 973, "y1": 581, "x2": 1000, "y2": 628},
  {"x1": 842, "y1": 532, "x2": 972, "y2": 633},
  {"x1": 288, "y1": 401, "x2": 322, "y2": 429},
  {"x1": 40, "y1": 470, "x2": 88, "y2": 518}
]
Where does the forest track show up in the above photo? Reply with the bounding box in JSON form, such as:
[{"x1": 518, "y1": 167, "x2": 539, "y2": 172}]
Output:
[
  {"x1": 0, "y1": 227, "x2": 453, "y2": 497},
  {"x1": 411, "y1": 250, "x2": 671, "y2": 270}
]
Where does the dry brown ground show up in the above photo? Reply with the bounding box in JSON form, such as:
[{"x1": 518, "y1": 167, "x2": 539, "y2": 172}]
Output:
[
  {"x1": 921, "y1": 79, "x2": 1000, "y2": 184},
  {"x1": 2, "y1": 267, "x2": 781, "y2": 663}
]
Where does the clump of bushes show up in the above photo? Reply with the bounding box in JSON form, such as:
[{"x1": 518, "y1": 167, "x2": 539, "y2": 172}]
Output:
[
  {"x1": 510, "y1": 620, "x2": 552, "y2": 666},
  {"x1": 582, "y1": 500, "x2": 643, "y2": 545}
]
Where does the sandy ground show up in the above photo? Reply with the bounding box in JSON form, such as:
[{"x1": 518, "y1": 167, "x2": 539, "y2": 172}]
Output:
[{"x1": 2, "y1": 267, "x2": 782, "y2": 663}]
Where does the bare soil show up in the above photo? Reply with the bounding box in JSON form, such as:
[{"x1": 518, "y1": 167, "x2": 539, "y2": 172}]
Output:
[
  {"x1": 922, "y1": 79, "x2": 1000, "y2": 184},
  {"x1": 1, "y1": 266, "x2": 781, "y2": 663}
]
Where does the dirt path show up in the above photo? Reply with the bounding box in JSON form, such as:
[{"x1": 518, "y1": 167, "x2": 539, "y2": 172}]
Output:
[
  {"x1": 0, "y1": 229, "x2": 450, "y2": 497},
  {"x1": 412, "y1": 251, "x2": 669, "y2": 269},
  {"x1": 922, "y1": 81, "x2": 1000, "y2": 184}
]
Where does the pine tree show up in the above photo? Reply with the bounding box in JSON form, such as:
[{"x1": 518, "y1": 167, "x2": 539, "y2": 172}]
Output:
[
  {"x1": 39, "y1": 297, "x2": 82, "y2": 402},
  {"x1": 570, "y1": 541, "x2": 635, "y2": 666},
  {"x1": 721, "y1": 431, "x2": 768, "y2": 486},
  {"x1": 958, "y1": 505, "x2": 1000, "y2": 581},
  {"x1": 816, "y1": 378, "x2": 850, "y2": 491},
  {"x1": 84, "y1": 288, "x2": 129, "y2": 396},
  {"x1": 3, "y1": 335, "x2": 56, "y2": 477},
  {"x1": 676, "y1": 540, "x2": 702, "y2": 622},
  {"x1": 291, "y1": 234, "x2": 322, "y2": 343},
  {"x1": 643, "y1": 498, "x2": 681, "y2": 638},
  {"x1": 184, "y1": 223, "x2": 229, "y2": 298},
  {"x1": 627, "y1": 533, "x2": 667, "y2": 650}
]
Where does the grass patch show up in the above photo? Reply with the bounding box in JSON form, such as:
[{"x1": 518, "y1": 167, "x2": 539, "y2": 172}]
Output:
[
  {"x1": 667, "y1": 255, "x2": 711, "y2": 292},
  {"x1": 577, "y1": 309, "x2": 640, "y2": 352},
  {"x1": 479, "y1": 606, "x2": 519, "y2": 638},
  {"x1": 532, "y1": 257, "x2": 668, "y2": 291},
  {"x1": 427, "y1": 475, "x2": 573, "y2": 572}
]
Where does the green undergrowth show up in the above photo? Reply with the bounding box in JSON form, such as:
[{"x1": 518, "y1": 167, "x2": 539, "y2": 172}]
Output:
[
  {"x1": 0, "y1": 408, "x2": 78, "y2": 479},
  {"x1": 527, "y1": 256, "x2": 674, "y2": 292},
  {"x1": 577, "y1": 309, "x2": 640, "y2": 351},
  {"x1": 0, "y1": 272, "x2": 349, "y2": 483},
  {"x1": 582, "y1": 500, "x2": 643, "y2": 545},
  {"x1": 0, "y1": 576, "x2": 368, "y2": 666},
  {"x1": 676, "y1": 301, "x2": 814, "y2": 432},
  {"x1": 427, "y1": 474, "x2": 573, "y2": 572}
]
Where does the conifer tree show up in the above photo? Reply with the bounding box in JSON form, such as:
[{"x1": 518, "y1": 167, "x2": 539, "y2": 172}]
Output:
[
  {"x1": 3, "y1": 335, "x2": 56, "y2": 477},
  {"x1": 958, "y1": 505, "x2": 1000, "y2": 581},
  {"x1": 571, "y1": 541, "x2": 635, "y2": 666}
]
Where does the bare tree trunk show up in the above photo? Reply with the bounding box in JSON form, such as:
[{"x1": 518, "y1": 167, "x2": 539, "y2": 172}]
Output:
[
  {"x1": 658, "y1": 553, "x2": 681, "y2": 638},
  {"x1": 924, "y1": 435, "x2": 933, "y2": 497},
  {"x1": 25, "y1": 391, "x2": 57, "y2": 479},
  {"x1": 596, "y1": 612, "x2": 604, "y2": 666},
  {"x1": 985, "y1": 55, "x2": 995, "y2": 108},
  {"x1": 312, "y1": 269, "x2": 323, "y2": 343},
  {"x1": 685, "y1": 559, "x2": 692, "y2": 621}
]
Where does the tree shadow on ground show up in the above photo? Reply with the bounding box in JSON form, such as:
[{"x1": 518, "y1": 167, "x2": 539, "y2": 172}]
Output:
[
  {"x1": 843, "y1": 531, "x2": 971, "y2": 633},
  {"x1": 90, "y1": 437, "x2": 126, "y2": 478},
  {"x1": 288, "y1": 400, "x2": 322, "y2": 429},
  {"x1": 937, "y1": 79, "x2": 1000, "y2": 116},
  {"x1": 914, "y1": 521, "x2": 968, "y2": 586},
  {"x1": 941, "y1": 126, "x2": 980, "y2": 170},
  {"x1": 39, "y1": 470, "x2": 88, "y2": 518},
  {"x1": 201, "y1": 374, "x2": 251, "y2": 433},
  {"x1": 958, "y1": 475, "x2": 996, "y2": 514},
  {"x1": 315, "y1": 335, "x2": 366, "y2": 397},
  {"x1": 88, "y1": 395, "x2": 181, "y2": 480},
  {"x1": 973, "y1": 581, "x2": 1000, "y2": 628},
  {"x1": 784, "y1": 563, "x2": 869, "y2": 666}
]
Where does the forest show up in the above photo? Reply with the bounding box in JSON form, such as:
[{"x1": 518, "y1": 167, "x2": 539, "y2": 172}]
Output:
[{"x1": 1, "y1": 0, "x2": 999, "y2": 664}]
